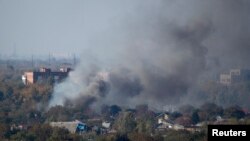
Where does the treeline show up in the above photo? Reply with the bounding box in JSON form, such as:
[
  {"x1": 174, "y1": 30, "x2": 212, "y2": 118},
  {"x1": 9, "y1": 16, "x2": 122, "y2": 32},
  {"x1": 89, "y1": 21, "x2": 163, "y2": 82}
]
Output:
[
  {"x1": 199, "y1": 80, "x2": 250, "y2": 109},
  {"x1": 0, "y1": 66, "x2": 250, "y2": 141},
  {"x1": 0, "y1": 124, "x2": 82, "y2": 141}
]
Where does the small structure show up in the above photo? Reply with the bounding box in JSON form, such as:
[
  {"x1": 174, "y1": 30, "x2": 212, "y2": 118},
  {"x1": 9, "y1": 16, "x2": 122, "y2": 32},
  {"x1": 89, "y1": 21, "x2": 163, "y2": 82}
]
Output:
[
  {"x1": 157, "y1": 113, "x2": 170, "y2": 124},
  {"x1": 156, "y1": 113, "x2": 195, "y2": 131},
  {"x1": 102, "y1": 121, "x2": 111, "y2": 129},
  {"x1": 156, "y1": 113, "x2": 174, "y2": 130},
  {"x1": 50, "y1": 120, "x2": 87, "y2": 134},
  {"x1": 184, "y1": 126, "x2": 200, "y2": 132},
  {"x1": 173, "y1": 124, "x2": 185, "y2": 130},
  {"x1": 22, "y1": 67, "x2": 71, "y2": 85}
]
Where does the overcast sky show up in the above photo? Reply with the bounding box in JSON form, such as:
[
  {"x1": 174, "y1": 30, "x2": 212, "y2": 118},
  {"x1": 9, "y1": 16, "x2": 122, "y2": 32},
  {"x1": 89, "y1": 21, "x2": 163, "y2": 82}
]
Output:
[
  {"x1": 1, "y1": 0, "x2": 250, "y2": 66},
  {"x1": 2, "y1": 0, "x2": 250, "y2": 108},
  {"x1": 0, "y1": 0, "x2": 123, "y2": 58}
]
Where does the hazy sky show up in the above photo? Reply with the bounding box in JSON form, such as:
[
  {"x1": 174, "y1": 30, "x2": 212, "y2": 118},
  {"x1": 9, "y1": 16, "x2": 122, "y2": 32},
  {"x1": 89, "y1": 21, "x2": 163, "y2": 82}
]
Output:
[
  {"x1": 1, "y1": 0, "x2": 250, "y2": 66},
  {"x1": 3, "y1": 0, "x2": 250, "y2": 109},
  {"x1": 0, "y1": 0, "x2": 119, "y2": 57},
  {"x1": 46, "y1": 0, "x2": 250, "y2": 109}
]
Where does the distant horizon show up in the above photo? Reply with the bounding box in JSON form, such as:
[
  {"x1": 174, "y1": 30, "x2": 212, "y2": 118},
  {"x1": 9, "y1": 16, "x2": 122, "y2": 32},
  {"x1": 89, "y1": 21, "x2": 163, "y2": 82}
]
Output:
[{"x1": 0, "y1": 52, "x2": 80, "y2": 60}]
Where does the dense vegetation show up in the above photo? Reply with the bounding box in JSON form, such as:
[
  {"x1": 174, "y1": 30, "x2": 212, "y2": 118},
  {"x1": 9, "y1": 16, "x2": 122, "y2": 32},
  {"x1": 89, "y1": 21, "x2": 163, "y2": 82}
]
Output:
[{"x1": 0, "y1": 64, "x2": 250, "y2": 141}]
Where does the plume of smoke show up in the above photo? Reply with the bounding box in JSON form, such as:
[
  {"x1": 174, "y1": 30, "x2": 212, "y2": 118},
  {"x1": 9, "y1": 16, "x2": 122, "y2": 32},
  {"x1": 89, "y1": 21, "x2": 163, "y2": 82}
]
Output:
[{"x1": 49, "y1": 0, "x2": 250, "y2": 110}]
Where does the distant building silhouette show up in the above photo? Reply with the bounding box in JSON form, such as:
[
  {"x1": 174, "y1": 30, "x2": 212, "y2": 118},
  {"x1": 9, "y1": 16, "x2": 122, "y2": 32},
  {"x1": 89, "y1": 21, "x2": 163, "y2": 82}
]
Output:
[{"x1": 220, "y1": 69, "x2": 250, "y2": 85}]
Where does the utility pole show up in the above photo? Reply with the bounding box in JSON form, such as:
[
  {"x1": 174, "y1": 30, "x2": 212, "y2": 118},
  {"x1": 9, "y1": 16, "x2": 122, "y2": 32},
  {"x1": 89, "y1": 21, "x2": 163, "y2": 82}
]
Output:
[
  {"x1": 49, "y1": 53, "x2": 51, "y2": 67},
  {"x1": 32, "y1": 55, "x2": 34, "y2": 68},
  {"x1": 73, "y1": 53, "x2": 76, "y2": 67}
]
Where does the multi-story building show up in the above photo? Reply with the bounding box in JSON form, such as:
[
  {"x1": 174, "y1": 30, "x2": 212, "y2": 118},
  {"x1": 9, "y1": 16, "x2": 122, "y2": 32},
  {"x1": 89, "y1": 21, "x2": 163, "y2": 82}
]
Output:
[
  {"x1": 220, "y1": 69, "x2": 250, "y2": 85},
  {"x1": 22, "y1": 67, "x2": 71, "y2": 85}
]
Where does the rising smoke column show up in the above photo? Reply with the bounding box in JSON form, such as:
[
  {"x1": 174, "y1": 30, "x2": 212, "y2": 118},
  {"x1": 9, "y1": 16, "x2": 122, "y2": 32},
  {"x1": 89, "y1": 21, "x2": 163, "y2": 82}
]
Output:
[{"x1": 49, "y1": 0, "x2": 250, "y2": 110}]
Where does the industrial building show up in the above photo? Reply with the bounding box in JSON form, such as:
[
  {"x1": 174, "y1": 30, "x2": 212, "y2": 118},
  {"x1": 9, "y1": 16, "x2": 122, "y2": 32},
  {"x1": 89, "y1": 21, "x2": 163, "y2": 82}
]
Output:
[
  {"x1": 22, "y1": 67, "x2": 71, "y2": 85},
  {"x1": 220, "y1": 69, "x2": 250, "y2": 85}
]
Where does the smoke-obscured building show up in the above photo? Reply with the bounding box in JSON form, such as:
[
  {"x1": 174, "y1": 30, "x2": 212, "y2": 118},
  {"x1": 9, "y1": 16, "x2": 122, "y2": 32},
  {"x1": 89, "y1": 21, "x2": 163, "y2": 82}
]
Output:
[
  {"x1": 220, "y1": 69, "x2": 250, "y2": 85},
  {"x1": 22, "y1": 67, "x2": 71, "y2": 85}
]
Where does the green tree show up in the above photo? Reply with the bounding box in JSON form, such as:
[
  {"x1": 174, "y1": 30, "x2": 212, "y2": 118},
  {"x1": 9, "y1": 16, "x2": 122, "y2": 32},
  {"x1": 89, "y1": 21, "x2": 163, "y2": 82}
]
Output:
[
  {"x1": 0, "y1": 123, "x2": 9, "y2": 140},
  {"x1": 224, "y1": 106, "x2": 245, "y2": 119},
  {"x1": 10, "y1": 131, "x2": 36, "y2": 141},
  {"x1": 191, "y1": 110, "x2": 200, "y2": 124},
  {"x1": 48, "y1": 127, "x2": 70, "y2": 141}
]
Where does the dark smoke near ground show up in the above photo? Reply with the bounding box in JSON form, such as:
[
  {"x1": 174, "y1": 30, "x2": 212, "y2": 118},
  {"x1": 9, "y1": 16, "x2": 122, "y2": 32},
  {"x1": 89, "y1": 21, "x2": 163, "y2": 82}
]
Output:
[{"x1": 49, "y1": 0, "x2": 250, "y2": 111}]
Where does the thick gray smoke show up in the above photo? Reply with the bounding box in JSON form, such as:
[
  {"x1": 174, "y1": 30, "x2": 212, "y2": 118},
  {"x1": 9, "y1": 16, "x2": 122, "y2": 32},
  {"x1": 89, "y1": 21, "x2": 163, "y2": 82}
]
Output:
[{"x1": 49, "y1": 0, "x2": 250, "y2": 110}]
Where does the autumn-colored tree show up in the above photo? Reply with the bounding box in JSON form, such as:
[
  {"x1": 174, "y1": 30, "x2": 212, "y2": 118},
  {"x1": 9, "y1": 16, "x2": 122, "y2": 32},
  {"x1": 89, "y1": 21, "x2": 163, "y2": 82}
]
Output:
[{"x1": 114, "y1": 111, "x2": 137, "y2": 134}]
